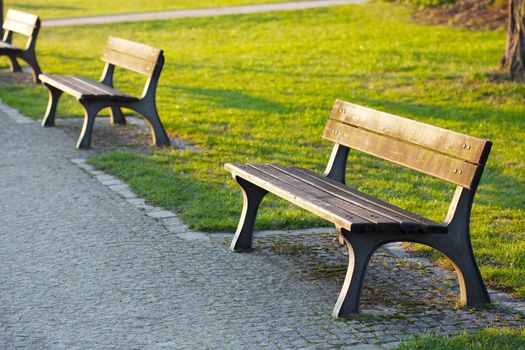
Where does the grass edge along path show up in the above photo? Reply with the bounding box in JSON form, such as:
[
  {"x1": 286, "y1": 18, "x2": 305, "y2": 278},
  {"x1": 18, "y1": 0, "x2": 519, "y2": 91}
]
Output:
[
  {"x1": 393, "y1": 328, "x2": 525, "y2": 350},
  {"x1": 0, "y1": 2, "x2": 523, "y2": 298}
]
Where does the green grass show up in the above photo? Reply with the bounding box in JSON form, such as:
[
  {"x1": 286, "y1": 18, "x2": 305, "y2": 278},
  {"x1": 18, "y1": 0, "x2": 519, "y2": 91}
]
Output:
[
  {"x1": 0, "y1": 2, "x2": 523, "y2": 297},
  {"x1": 5, "y1": 0, "x2": 296, "y2": 19},
  {"x1": 394, "y1": 328, "x2": 525, "y2": 350}
]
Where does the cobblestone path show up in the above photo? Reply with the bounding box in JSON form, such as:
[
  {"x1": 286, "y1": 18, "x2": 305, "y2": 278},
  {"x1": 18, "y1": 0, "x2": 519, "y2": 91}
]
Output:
[{"x1": 0, "y1": 105, "x2": 523, "y2": 349}]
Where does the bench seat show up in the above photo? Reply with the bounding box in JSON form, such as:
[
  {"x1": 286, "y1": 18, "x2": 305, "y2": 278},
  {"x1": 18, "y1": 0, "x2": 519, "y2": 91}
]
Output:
[
  {"x1": 226, "y1": 163, "x2": 446, "y2": 234},
  {"x1": 0, "y1": 41, "x2": 21, "y2": 52},
  {"x1": 39, "y1": 74, "x2": 138, "y2": 102}
]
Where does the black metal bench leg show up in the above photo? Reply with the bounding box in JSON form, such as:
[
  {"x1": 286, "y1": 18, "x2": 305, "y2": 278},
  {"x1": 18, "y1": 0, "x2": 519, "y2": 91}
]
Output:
[
  {"x1": 19, "y1": 51, "x2": 42, "y2": 84},
  {"x1": 7, "y1": 55, "x2": 21, "y2": 72},
  {"x1": 109, "y1": 107, "x2": 126, "y2": 125},
  {"x1": 230, "y1": 177, "x2": 268, "y2": 252},
  {"x1": 132, "y1": 103, "x2": 170, "y2": 146},
  {"x1": 77, "y1": 101, "x2": 100, "y2": 149},
  {"x1": 437, "y1": 236, "x2": 490, "y2": 307},
  {"x1": 333, "y1": 228, "x2": 379, "y2": 318},
  {"x1": 41, "y1": 85, "x2": 62, "y2": 127}
]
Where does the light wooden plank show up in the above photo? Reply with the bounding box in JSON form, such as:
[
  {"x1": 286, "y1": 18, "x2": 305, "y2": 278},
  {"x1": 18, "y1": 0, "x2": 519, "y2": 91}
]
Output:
[
  {"x1": 225, "y1": 163, "x2": 374, "y2": 232},
  {"x1": 5, "y1": 9, "x2": 38, "y2": 26},
  {"x1": 3, "y1": 18, "x2": 35, "y2": 36},
  {"x1": 105, "y1": 36, "x2": 161, "y2": 62},
  {"x1": 323, "y1": 118, "x2": 482, "y2": 189},
  {"x1": 101, "y1": 49, "x2": 156, "y2": 76},
  {"x1": 329, "y1": 100, "x2": 492, "y2": 165}
]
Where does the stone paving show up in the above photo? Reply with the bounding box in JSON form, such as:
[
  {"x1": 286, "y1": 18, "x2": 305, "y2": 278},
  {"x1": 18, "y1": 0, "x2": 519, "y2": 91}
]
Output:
[{"x1": 0, "y1": 101, "x2": 523, "y2": 349}]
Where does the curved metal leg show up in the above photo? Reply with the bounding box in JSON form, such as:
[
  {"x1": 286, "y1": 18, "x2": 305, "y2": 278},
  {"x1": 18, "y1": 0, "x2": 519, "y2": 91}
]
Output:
[
  {"x1": 437, "y1": 237, "x2": 490, "y2": 307},
  {"x1": 42, "y1": 85, "x2": 62, "y2": 127},
  {"x1": 109, "y1": 107, "x2": 126, "y2": 125},
  {"x1": 333, "y1": 228, "x2": 379, "y2": 318},
  {"x1": 7, "y1": 55, "x2": 21, "y2": 72},
  {"x1": 230, "y1": 177, "x2": 268, "y2": 252},
  {"x1": 77, "y1": 101, "x2": 102, "y2": 149},
  {"x1": 19, "y1": 51, "x2": 42, "y2": 84},
  {"x1": 131, "y1": 103, "x2": 170, "y2": 146}
]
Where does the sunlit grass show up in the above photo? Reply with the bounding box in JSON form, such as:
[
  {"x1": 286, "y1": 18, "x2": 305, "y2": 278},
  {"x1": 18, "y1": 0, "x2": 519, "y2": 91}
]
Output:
[
  {"x1": 6, "y1": 0, "x2": 296, "y2": 19},
  {"x1": 0, "y1": 2, "x2": 523, "y2": 297}
]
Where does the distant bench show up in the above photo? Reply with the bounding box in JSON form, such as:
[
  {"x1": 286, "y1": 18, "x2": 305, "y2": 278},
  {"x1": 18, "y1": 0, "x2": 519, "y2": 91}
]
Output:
[
  {"x1": 0, "y1": 9, "x2": 42, "y2": 83},
  {"x1": 39, "y1": 36, "x2": 170, "y2": 149},
  {"x1": 225, "y1": 100, "x2": 492, "y2": 318}
]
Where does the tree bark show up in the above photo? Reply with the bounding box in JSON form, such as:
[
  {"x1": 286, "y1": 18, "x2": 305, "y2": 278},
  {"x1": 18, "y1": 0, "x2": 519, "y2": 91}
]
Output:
[{"x1": 502, "y1": 0, "x2": 525, "y2": 81}]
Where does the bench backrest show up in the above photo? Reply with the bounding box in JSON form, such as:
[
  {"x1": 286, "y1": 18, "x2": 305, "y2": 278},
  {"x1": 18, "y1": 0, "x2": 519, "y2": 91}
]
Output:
[
  {"x1": 323, "y1": 100, "x2": 492, "y2": 190},
  {"x1": 101, "y1": 36, "x2": 162, "y2": 77},
  {"x1": 2, "y1": 9, "x2": 39, "y2": 38}
]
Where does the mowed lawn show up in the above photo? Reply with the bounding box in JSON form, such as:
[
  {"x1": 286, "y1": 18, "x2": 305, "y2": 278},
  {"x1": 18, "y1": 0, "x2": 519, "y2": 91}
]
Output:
[
  {"x1": 0, "y1": 3, "x2": 523, "y2": 297},
  {"x1": 6, "y1": 0, "x2": 298, "y2": 19}
]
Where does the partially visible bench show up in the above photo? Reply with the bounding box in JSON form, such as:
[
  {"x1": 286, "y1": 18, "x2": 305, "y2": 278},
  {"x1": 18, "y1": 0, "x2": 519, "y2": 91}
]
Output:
[
  {"x1": 225, "y1": 100, "x2": 492, "y2": 318},
  {"x1": 0, "y1": 9, "x2": 42, "y2": 83},
  {"x1": 39, "y1": 36, "x2": 170, "y2": 149}
]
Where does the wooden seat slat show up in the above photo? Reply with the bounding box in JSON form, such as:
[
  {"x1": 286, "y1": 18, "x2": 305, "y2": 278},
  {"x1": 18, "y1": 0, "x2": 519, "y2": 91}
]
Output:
[
  {"x1": 227, "y1": 163, "x2": 374, "y2": 232},
  {"x1": 40, "y1": 74, "x2": 137, "y2": 101},
  {"x1": 271, "y1": 165, "x2": 445, "y2": 233},
  {"x1": 255, "y1": 164, "x2": 407, "y2": 232},
  {"x1": 0, "y1": 41, "x2": 20, "y2": 52}
]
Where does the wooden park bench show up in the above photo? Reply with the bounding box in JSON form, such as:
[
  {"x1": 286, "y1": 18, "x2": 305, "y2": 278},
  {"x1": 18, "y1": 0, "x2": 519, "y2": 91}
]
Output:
[
  {"x1": 225, "y1": 100, "x2": 492, "y2": 318},
  {"x1": 39, "y1": 36, "x2": 170, "y2": 149},
  {"x1": 0, "y1": 9, "x2": 42, "y2": 83}
]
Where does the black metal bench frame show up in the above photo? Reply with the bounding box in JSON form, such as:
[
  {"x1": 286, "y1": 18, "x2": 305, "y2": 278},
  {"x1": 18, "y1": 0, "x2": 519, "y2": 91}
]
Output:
[
  {"x1": 0, "y1": 8, "x2": 42, "y2": 84},
  {"x1": 225, "y1": 100, "x2": 492, "y2": 318},
  {"x1": 39, "y1": 36, "x2": 170, "y2": 149}
]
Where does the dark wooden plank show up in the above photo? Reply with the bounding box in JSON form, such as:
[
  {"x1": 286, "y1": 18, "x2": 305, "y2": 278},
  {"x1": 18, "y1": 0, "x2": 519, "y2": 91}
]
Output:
[
  {"x1": 270, "y1": 164, "x2": 438, "y2": 233},
  {"x1": 255, "y1": 164, "x2": 403, "y2": 232},
  {"x1": 323, "y1": 118, "x2": 481, "y2": 189},
  {"x1": 40, "y1": 74, "x2": 137, "y2": 101},
  {"x1": 283, "y1": 166, "x2": 447, "y2": 233},
  {"x1": 225, "y1": 163, "x2": 375, "y2": 232},
  {"x1": 329, "y1": 100, "x2": 492, "y2": 166}
]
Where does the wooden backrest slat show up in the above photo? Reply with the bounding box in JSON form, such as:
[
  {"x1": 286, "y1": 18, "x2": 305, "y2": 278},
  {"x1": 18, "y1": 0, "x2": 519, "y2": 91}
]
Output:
[
  {"x1": 3, "y1": 9, "x2": 38, "y2": 36},
  {"x1": 101, "y1": 36, "x2": 161, "y2": 76},
  {"x1": 329, "y1": 100, "x2": 491, "y2": 166},
  {"x1": 323, "y1": 118, "x2": 483, "y2": 189}
]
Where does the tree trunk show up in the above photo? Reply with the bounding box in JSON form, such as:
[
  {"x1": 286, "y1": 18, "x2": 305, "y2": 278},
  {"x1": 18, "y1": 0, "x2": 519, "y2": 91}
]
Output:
[{"x1": 502, "y1": 0, "x2": 525, "y2": 81}]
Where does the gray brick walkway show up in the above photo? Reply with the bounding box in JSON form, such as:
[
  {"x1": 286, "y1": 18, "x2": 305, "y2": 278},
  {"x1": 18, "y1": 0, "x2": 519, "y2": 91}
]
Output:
[
  {"x1": 0, "y1": 104, "x2": 523, "y2": 349},
  {"x1": 43, "y1": 0, "x2": 367, "y2": 27}
]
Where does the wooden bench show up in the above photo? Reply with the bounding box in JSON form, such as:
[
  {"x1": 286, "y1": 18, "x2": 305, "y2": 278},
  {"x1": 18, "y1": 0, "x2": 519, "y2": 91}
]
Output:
[
  {"x1": 39, "y1": 36, "x2": 170, "y2": 149},
  {"x1": 225, "y1": 100, "x2": 492, "y2": 318},
  {"x1": 0, "y1": 9, "x2": 42, "y2": 83}
]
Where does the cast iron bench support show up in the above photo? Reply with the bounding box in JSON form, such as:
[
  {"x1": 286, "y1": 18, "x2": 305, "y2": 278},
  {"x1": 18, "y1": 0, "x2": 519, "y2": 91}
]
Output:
[{"x1": 225, "y1": 100, "x2": 492, "y2": 318}]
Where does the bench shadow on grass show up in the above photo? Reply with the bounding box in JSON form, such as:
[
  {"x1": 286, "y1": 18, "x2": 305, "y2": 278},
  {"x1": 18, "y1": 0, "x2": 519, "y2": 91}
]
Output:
[{"x1": 168, "y1": 86, "x2": 293, "y2": 114}]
